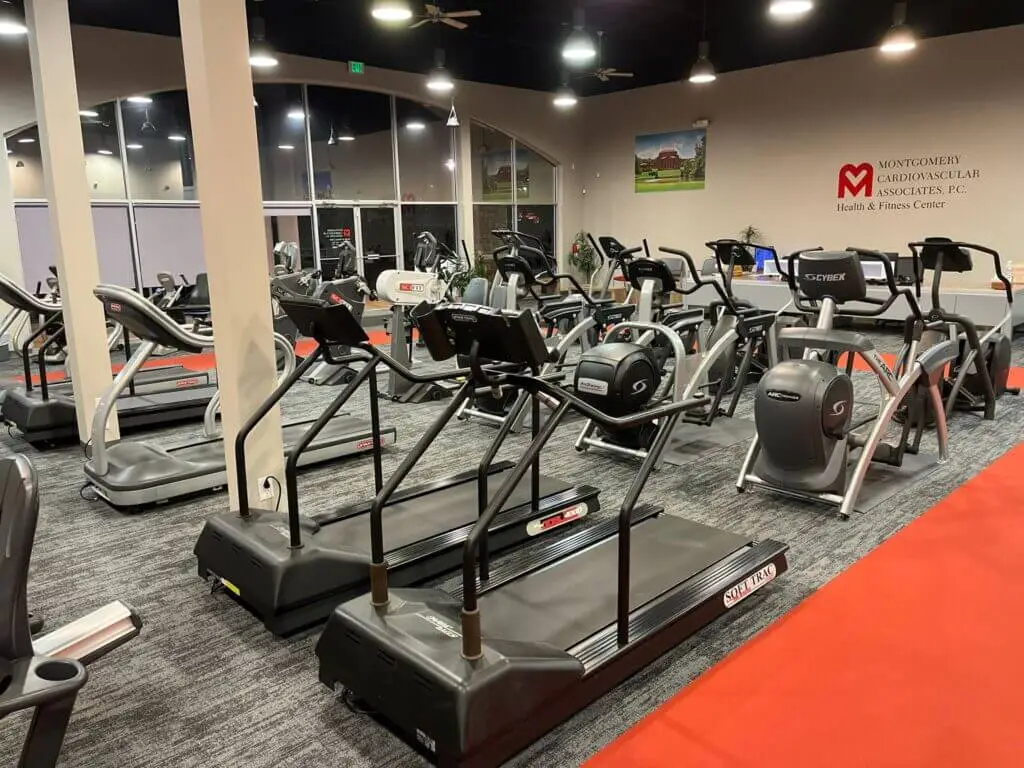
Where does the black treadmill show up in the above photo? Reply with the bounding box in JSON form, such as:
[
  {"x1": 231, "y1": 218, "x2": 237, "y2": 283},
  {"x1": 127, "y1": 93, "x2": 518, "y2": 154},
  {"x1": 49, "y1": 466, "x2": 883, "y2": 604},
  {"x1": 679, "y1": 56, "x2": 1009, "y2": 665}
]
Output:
[
  {"x1": 316, "y1": 303, "x2": 789, "y2": 768},
  {"x1": 0, "y1": 276, "x2": 216, "y2": 447},
  {"x1": 193, "y1": 293, "x2": 599, "y2": 636}
]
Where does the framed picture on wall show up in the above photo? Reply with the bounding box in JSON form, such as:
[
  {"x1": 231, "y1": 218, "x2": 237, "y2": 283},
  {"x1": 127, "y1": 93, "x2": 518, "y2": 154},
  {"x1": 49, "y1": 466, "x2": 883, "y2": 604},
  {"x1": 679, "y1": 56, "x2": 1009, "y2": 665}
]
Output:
[{"x1": 634, "y1": 129, "x2": 707, "y2": 193}]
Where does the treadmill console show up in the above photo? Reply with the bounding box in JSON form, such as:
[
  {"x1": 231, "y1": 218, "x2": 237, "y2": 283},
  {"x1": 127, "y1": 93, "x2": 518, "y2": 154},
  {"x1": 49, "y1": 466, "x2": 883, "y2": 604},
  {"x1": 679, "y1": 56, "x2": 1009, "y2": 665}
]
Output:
[
  {"x1": 277, "y1": 295, "x2": 370, "y2": 347},
  {"x1": 416, "y1": 303, "x2": 550, "y2": 371}
]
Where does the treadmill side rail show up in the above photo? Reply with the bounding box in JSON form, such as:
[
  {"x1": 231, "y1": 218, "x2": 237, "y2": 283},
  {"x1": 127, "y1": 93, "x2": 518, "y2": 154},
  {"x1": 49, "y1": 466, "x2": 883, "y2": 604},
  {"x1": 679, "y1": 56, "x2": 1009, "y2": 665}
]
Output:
[{"x1": 318, "y1": 541, "x2": 789, "y2": 768}]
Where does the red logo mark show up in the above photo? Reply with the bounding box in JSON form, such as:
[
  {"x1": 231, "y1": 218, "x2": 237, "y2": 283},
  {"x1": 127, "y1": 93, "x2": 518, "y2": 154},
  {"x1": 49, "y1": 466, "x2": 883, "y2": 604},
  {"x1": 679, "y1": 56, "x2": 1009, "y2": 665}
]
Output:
[
  {"x1": 838, "y1": 163, "x2": 874, "y2": 198},
  {"x1": 356, "y1": 438, "x2": 377, "y2": 450},
  {"x1": 110, "y1": 302, "x2": 122, "y2": 312}
]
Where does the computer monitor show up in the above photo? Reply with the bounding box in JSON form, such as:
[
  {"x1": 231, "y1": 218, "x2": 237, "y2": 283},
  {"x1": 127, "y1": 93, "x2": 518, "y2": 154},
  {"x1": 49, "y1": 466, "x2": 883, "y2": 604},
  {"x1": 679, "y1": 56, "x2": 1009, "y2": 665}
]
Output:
[
  {"x1": 754, "y1": 247, "x2": 775, "y2": 273},
  {"x1": 894, "y1": 252, "x2": 917, "y2": 282},
  {"x1": 861, "y1": 260, "x2": 887, "y2": 283}
]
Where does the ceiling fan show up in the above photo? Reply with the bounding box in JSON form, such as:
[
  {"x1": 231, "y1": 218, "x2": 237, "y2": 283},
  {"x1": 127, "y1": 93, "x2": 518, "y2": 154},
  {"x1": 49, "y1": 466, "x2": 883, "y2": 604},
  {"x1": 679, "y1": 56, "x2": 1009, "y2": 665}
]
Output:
[
  {"x1": 580, "y1": 31, "x2": 634, "y2": 83},
  {"x1": 409, "y1": 3, "x2": 481, "y2": 31}
]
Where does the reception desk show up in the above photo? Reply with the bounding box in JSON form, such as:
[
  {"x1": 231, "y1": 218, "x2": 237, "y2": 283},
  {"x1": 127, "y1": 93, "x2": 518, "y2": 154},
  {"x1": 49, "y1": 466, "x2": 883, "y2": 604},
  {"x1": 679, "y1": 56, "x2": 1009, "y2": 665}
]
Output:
[{"x1": 679, "y1": 276, "x2": 1023, "y2": 331}]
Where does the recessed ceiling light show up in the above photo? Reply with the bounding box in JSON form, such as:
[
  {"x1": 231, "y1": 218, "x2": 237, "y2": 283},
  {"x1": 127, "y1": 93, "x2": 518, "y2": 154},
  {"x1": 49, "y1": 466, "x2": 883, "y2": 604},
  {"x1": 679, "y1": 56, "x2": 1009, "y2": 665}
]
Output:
[
  {"x1": 97, "y1": 149, "x2": 113, "y2": 156},
  {"x1": 287, "y1": 109, "x2": 305, "y2": 120},
  {"x1": 426, "y1": 66, "x2": 455, "y2": 94},
  {"x1": 278, "y1": 144, "x2": 295, "y2": 150},
  {"x1": 79, "y1": 110, "x2": 100, "y2": 118},
  {"x1": 371, "y1": 0, "x2": 413, "y2": 23},
  {"x1": 405, "y1": 121, "x2": 426, "y2": 132},
  {"x1": 249, "y1": 51, "x2": 279, "y2": 69},
  {"x1": 168, "y1": 134, "x2": 187, "y2": 142},
  {"x1": 339, "y1": 134, "x2": 356, "y2": 142},
  {"x1": 126, "y1": 144, "x2": 143, "y2": 150},
  {"x1": 769, "y1": 0, "x2": 814, "y2": 18},
  {"x1": 126, "y1": 96, "x2": 153, "y2": 104},
  {"x1": 17, "y1": 138, "x2": 35, "y2": 144}
]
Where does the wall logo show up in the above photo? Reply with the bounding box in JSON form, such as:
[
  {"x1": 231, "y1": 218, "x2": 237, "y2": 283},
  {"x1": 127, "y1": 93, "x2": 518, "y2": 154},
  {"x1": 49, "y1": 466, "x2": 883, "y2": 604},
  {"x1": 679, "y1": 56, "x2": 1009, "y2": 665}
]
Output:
[
  {"x1": 838, "y1": 163, "x2": 874, "y2": 198},
  {"x1": 836, "y1": 154, "x2": 980, "y2": 215}
]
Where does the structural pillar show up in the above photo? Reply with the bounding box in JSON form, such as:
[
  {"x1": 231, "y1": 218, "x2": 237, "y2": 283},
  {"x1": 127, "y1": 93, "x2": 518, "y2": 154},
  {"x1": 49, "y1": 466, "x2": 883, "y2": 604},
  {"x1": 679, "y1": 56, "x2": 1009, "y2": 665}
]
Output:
[
  {"x1": 178, "y1": 0, "x2": 284, "y2": 510},
  {"x1": 456, "y1": 122, "x2": 476, "y2": 264},
  {"x1": 25, "y1": 0, "x2": 118, "y2": 443},
  {"x1": 0, "y1": 139, "x2": 26, "y2": 294}
]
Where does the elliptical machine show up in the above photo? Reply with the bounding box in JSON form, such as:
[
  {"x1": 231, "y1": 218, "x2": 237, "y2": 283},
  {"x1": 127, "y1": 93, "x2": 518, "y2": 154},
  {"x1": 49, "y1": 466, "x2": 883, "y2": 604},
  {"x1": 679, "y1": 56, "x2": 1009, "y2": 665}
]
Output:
[
  {"x1": 576, "y1": 247, "x2": 776, "y2": 464},
  {"x1": 895, "y1": 238, "x2": 1018, "y2": 421},
  {"x1": 737, "y1": 248, "x2": 959, "y2": 520},
  {"x1": 456, "y1": 229, "x2": 635, "y2": 430}
]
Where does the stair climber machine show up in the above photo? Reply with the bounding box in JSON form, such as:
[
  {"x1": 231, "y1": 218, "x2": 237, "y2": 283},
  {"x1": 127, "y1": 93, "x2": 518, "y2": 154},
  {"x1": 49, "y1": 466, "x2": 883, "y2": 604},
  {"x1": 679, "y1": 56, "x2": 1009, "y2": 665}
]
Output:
[
  {"x1": 373, "y1": 232, "x2": 471, "y2": 403},
  {"x1": 298, "y1": 267, "x2": 376, "y2": 386},
  {"x1": 315, "y1": 301, "x2": 789, "y2": 768},
  {"x1": 894, "y1": 238, "x2": 1018, "y2": 424},
  {"x1": 82, "y1": 284, "x2": 393, "y2": 510},
  {"x1": 576, "y1": 247, "x2": 777, "y2": 465},
  {"x1": 737, "y1": 248, "x2": 960, "y2": 520},
  {"x1": 0, "y1": 275, "x2": 214, "y2": 448},
  {"x1": 457, "y1": 229, "x2": 636, "y2": 431},
  {"x1": 193, "y1": 293, "x2": 598, "y2": 636}
]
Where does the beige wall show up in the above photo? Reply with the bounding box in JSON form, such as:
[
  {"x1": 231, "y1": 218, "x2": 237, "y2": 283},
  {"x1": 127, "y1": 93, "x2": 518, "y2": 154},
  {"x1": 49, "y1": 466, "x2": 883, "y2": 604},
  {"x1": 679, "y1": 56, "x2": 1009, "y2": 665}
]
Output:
[
  {"x1": 579, "y1": 25, "x2": 1024, "y2": 288},
  {"x1": 9, "y1": 150, "x2": 128, "y2": 199},
  {"x1": 0, "y1": 24, "x2": 584, "y2": 265}
]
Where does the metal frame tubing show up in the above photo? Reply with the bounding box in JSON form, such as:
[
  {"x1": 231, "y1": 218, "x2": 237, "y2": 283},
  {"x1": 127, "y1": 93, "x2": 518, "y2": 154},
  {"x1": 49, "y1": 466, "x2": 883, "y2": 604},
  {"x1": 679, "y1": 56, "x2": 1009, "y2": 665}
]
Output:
[{"x1": 21, "y1": 313, "x2": 62, "y2": 395}]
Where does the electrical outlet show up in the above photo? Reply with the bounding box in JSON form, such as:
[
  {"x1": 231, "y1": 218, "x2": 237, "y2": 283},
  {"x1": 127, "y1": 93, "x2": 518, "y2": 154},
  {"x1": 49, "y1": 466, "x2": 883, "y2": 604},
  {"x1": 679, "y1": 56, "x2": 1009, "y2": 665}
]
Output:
[{"x1": 257, "y1": 477, "x2": 274, "y2": 501}]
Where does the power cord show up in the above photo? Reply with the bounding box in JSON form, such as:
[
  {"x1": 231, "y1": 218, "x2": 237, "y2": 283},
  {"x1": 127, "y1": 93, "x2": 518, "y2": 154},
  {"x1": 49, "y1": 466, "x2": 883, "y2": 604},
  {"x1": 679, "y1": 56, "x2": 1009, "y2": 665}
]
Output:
[
  {"x1": 261, "y1": 476, "x2": 283, "y2": 511},
  {"x1": 340, "y1": 687, "x2": 376, "y2": 715}
]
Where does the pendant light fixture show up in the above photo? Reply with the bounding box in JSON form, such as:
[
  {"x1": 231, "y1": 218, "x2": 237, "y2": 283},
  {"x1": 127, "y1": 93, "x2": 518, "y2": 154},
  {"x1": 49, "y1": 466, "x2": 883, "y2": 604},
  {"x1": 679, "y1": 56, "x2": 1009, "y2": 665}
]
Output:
[
  {"x1": 426, "y1": 49, "x2": 455, "y2": 94},
  {"x1": 769, "y1": 0, "x2": 814, "y2": 19},
  {"x1": 562, "y1": 5, "x2": 597, "y2": 65},
  {"x1": 0, "y1": 0, "x2": 27, "y2": 36},
  {"x1": 338, "y1": 124, "x2": 356, "y2": 142},
  {"x1": 249, "y1": 1, "x2": 278, "y2": 69},
  {"x1": 689, "y1": 0, "x2": 716, "y2": 84},
  {"x1": 880, "y1": 2, "x2": 917, "y2": 55},
  {"x1": 552, "y1": 72, "x2": 578, "y2": 109},
  {"x1": 371, "y1": 0, "x2": 413, "y2": 23}
]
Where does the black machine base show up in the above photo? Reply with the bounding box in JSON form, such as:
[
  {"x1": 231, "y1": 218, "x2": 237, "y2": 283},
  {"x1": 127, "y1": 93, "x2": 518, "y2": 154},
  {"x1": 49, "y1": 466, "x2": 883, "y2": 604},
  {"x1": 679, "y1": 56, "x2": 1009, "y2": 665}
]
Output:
[
  {"x1": 317, "y1": 535, "x2": 788, "y2": 767},
  {"x1": 194, "y1": 466, "x2": 599, "y2": 636}
]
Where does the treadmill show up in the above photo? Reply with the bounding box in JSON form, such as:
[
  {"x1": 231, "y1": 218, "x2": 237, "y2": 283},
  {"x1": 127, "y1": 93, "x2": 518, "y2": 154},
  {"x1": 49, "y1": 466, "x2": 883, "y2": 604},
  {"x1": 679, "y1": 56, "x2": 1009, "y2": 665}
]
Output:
[
  {"x1": 0, "y1": 275, "x2": 215, "y2": 447},
  {"x1": 316, "y1": 303, "x2": 789, "y2": 768},
  {"x1": 193, "y1": 294, "x2": 599, "y2": 636},
  {"x1": 83, "y1": 284, "x2": 395, "y2": 510}
]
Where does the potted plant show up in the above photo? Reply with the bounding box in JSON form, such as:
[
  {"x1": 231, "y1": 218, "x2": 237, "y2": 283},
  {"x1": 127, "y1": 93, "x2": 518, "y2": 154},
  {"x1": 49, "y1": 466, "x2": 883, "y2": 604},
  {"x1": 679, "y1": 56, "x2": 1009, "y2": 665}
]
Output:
[
  {"x1": 568, "y1": 231, "x2": 597, "y2": 282},
  {"x1": 739, "y1": 225, "x2": 765, "y2": 245}
]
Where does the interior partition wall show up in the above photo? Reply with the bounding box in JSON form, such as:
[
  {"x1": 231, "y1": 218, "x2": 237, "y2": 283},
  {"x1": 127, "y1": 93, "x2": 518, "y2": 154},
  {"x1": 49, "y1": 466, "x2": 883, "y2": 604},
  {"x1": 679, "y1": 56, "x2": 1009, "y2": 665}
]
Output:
[{"x1": 6, "y1": 84, "x2": 556, "y2": 293}]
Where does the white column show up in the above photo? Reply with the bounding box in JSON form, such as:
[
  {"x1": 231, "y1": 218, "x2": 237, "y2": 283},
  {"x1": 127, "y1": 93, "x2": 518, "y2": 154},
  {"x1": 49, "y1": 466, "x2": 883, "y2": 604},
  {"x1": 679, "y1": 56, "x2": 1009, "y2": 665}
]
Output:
[
  {"x1": 0, "y1": 139, "x2": 26, "y2": 290},
  {"x1": 178, "y1": 0, "x2": 284, "y2": 510},
  {"x1": 24, "y1": 0, "x2": 118, "y2": 443},
  {"x1": 456, "y1": 122, "x2": 476, "y2": 263}
]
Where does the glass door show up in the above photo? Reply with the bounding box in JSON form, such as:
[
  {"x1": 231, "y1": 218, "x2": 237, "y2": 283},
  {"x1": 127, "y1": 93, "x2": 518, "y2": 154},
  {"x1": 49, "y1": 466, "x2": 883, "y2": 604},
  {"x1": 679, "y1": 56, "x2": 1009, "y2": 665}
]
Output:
[
  {"x1": 357, "y1": 206, "x2": 398, "y2": 289},
  {"x1": 316, "y1": 206, "x2": 357, "y2": 279}
]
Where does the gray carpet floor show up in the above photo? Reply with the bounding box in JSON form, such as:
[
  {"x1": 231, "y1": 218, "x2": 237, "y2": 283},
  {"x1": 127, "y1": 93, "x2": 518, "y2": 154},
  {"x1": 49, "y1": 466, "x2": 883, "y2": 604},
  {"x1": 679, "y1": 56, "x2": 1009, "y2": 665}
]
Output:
[{"x1": 1, "y1": 327, "x2": 1022, "y2": 767}]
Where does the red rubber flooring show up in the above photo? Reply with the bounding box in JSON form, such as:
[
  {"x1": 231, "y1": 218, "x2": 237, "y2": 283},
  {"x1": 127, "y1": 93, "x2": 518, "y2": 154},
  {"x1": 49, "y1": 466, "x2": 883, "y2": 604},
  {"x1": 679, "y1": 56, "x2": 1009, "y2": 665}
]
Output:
[{"x1": 588, "y1": 441, "x2": 1024, "y2": 768}]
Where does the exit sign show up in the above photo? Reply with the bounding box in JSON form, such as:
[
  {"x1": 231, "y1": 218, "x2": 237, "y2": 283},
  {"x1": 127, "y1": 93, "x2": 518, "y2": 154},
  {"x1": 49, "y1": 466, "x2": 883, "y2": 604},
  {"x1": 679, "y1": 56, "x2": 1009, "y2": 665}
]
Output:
[{"x1": 349, "y1": 61, "x2": 365, "y2": 75}]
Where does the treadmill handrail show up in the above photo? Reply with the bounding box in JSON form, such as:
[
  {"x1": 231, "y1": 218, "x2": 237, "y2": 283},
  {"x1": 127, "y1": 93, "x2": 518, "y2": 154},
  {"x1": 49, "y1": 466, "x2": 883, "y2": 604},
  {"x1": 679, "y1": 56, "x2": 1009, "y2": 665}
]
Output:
[
  {"x1": 0, "y1": 273, "x2": 63, "y2": 314},
  {"x1": 93, "y1": 284, "x2": 211, "y2": 352}
]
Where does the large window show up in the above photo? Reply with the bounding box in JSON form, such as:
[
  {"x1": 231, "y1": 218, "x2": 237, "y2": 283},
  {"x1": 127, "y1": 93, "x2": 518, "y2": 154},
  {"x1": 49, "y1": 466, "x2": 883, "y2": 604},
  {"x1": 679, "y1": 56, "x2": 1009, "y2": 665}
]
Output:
[
  {"x1": 7, "y1": 101, "x2": 126, "y2": 200},
  {"x1": 255, "y1": 83, "x2": 310, "y2": 201},
  {"x1": 120, "y1": 91, "x2": 198, "y2": 200},
  {"x1": 401, "y1": 205, "x2": 458, "y2": 265},
  {"x1": 470, "y1": 123, "x2": 556, "y2": 268},
  {"x1": 396, "y1": 99, "x2": 454, "y2": 203},
  {"x1": 308, "y1": 86, "x2": 394, "y2": 202}
]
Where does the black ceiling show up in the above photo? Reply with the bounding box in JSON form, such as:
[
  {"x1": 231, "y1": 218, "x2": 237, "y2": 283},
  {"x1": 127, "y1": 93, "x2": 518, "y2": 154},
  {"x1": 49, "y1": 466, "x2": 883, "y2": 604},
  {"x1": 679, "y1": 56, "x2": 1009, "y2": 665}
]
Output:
[{"x1": 66, "y1": 0, "x2": 1024, "y2": 96}]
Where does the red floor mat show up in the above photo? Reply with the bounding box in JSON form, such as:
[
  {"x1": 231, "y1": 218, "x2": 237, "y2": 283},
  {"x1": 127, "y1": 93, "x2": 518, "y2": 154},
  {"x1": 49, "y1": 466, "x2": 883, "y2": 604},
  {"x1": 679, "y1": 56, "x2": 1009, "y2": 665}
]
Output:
[{"x1": 588, "y1": 442, "x2": 1024, "y2": 768}]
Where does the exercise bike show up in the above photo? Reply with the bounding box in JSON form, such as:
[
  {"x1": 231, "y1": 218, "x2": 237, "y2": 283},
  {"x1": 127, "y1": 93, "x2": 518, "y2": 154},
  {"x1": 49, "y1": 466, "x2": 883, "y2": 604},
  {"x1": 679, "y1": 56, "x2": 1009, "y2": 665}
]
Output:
[
  {"x1": 895, "y1": 238, "x2": 1018, "y2": 423},
  {"x1": 737, "y1": 248, "x2": 959, "y2": 520}
]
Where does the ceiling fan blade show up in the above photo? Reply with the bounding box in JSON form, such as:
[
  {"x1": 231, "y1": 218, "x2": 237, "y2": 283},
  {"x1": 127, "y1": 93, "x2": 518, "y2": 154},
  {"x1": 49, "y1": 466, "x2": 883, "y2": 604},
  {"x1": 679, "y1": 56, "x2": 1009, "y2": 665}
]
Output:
[
  {"x1": 606, "y1": 72, "x2": 635, "y2": 78},
  {"x1": 408, "y1": 19, "x2": 432, "y2": 28},
  {"x1": 441, "y1": 17, "x2": 469, "y2": 29},
  {"x1": 443, "y1": 10, "x2": 481, "y2": 17},
  {"x1": 597, "y1": 73, "x2": 609, "y2": 82},
  {"x1": 424, "y1": 4, "x2": 440, "y2": 13}
]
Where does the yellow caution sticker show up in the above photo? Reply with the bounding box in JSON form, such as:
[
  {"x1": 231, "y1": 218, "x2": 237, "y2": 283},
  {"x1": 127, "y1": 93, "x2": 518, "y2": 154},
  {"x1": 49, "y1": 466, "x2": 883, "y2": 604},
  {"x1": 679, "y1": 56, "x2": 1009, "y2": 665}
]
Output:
[{"x1": 221, "y1": 578, "x2": 241, "y2": 596}]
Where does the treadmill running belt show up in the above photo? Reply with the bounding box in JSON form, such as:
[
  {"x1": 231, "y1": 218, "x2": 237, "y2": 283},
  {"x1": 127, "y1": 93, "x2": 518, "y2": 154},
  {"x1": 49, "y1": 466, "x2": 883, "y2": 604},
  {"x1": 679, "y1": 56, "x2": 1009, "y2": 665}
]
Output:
[
  {"x1": 324, "y1": 473, "x2": 570, "y2": 555},
  {"x1": 477, "y1": 517, "x2": 749, "y2": 651}
]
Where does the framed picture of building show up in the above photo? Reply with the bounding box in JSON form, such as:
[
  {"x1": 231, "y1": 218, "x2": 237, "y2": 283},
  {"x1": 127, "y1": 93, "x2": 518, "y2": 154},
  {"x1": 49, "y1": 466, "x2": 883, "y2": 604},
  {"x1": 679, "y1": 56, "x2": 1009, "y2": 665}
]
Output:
[{"x1": 634, "y1": 129, "x2": 707, "y2": 193}]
